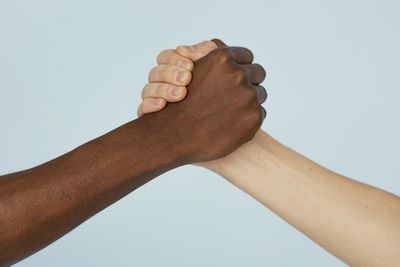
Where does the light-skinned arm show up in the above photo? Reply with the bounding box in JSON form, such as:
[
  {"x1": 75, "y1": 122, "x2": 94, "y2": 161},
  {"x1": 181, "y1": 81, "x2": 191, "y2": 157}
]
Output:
[{"x1": 139, "y1": 39, "x2": 400, "y2": 267}]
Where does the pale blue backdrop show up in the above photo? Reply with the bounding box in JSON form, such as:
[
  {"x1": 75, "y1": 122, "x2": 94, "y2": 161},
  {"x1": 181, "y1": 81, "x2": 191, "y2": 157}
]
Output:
[{"x1": 1, "y1": 0, "x2": 399, "y2": 266}]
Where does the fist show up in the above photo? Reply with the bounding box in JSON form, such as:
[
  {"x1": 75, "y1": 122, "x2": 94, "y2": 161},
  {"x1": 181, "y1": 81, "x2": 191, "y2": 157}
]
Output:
[
  {"x1": 142, "y1": 44, "x2": 267, "y2": 164},
  {"x1": 138, "y1": 40, "x2": 218, "y2": 116}
]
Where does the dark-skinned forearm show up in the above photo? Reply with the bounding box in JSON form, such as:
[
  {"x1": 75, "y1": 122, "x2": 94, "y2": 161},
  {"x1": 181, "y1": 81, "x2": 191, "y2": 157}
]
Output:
[
  {"x1": 0, "y1": 43, "x2": 265, "y2": 266},
  {"x1": 0, "y1": 114, "x2": 186, "y2": 266}
]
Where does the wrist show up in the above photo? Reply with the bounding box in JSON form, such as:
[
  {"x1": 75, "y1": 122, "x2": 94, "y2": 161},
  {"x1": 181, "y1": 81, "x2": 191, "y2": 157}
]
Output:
[
  {"x1": 134, "y1": 113, "x2": 193, "y2": 167},
  {"x1": 81, "y1": 114, "x2": 190, "y2": 184},
  {"x1": 204, "y1": 130, "x2": 278, "y2": 175}
]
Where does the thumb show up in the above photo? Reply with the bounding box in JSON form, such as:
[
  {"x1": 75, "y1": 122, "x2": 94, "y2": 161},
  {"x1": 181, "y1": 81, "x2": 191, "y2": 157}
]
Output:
[
  {"x1": 211, "y1": 38, "x2": 227, "y2": 48},
  {"x1": 176, "y1": 40, "x2": 218, "y2": 61}
]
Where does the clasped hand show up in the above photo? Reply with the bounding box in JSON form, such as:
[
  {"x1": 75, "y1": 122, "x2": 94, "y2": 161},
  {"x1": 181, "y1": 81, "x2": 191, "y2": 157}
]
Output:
[{"x1": 137, "y1": 39, "x2": 267, "y2": 164}]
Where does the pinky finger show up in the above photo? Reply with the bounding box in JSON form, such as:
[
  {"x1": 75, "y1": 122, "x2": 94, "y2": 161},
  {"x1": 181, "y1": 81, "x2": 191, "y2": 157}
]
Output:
[
  {"x1": 260, "y1": 106, "x2": 267, "y2": 121},
  {"x1": 137, "y1": 98, "x2": 167, "y2": 117}
]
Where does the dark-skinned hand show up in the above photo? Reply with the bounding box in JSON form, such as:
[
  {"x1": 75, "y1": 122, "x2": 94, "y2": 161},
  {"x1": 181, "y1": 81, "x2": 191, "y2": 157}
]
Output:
[{"x1": 140, "y1": 40, "x2": 267, "y2": 163}]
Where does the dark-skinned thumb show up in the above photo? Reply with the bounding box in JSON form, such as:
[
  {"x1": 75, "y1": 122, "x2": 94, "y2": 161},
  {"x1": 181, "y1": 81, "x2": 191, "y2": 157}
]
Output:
[{"x1": 211, "y1": 38, "x2": 227, "y2": 48}]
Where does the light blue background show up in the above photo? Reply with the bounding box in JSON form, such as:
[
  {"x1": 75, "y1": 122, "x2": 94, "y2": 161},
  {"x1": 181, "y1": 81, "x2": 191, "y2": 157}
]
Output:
[{"x1": 1, "y1": 0, "x2": 399, "y2": 266}]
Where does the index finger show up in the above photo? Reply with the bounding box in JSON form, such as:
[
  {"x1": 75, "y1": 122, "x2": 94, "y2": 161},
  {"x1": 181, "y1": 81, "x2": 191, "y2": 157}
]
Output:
[
  {"x1": 224, "y1": 46, "x2": 254, "y2": 64},
  {"x1": 211, "y1": 39, "x2": 254, "y2": 64},
  {"x1": 211, "y1": 38, "x2": 254, "y2": 64}
]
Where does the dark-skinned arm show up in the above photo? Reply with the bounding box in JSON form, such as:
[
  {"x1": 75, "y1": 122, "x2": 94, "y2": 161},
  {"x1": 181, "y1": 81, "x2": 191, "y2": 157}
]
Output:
[
  {"x1": 0, "y1": 116, "x2": 185, "y2": 266},
  {"x1": 0, "y1": 44, "x2": 267, "y2": 266}
]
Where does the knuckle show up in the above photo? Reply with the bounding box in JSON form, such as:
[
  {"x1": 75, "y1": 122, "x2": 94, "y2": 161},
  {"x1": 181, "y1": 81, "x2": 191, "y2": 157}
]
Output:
[
  {"x1": 250, "y1": 90, "x2": 258, "y2": 104},
  {"x1": 261, "y1": 107, "x2": 267, "y2": 120},
  {"x1": 156, "y1": 50, "x2": 167, "y2": 63},
  {"x1": 246, "y1": 89, "x2": 258, "y2": 104},
  {"x1": 247, "y1": 49, "x2": 255, "y2": 62},
  {"x1": 140, "y1": 100, "x2": 152, "y2": 113},
  {"x1": 254, "y1": 63, "x2": 266, "y2": 80},
  {"x1": 230, "y1": 67, "x2": 247, "y2": 85},
  {"x1": 213, "y1": 48, "x2": 232, "y2": 63},
  {"x1": 247, "y1": 108, "x2": 262, "y2": 126},
  {"x1": 257, "y1": 86, "x2": 268, "y2": 103},
  {"x1": 148, "y1": 66, "x2": 159, "y2": 81},
  {"x1": 154, "y1": 83, "x2": 166, "y2": 97},
  {"x1": 258, "y1": 63, "x2": 267, "y2": 75},
  {"x1": 145, "y1": 84, "x2": 160, "y2": 98},
  {"x1": 239, "y1": 88, "x2": 258, "y2": 106},
  {"x1": 156, "y1": 49, "x2": 174, "y2": 64},
  {"x1": 161, "y1": 65, "x2": 176, "y2": 81},
  {"x1": 141, "y1": 84, "x2": 150, "y2": 99},
  {"x1": 238, "y1": 47, "x2": 254, "y2": 63}
]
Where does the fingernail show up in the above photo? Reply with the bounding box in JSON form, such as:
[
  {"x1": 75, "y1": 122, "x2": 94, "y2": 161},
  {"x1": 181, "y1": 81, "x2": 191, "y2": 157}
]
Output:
[
  {"x1": 178, "y1": 60, "x2": 192, "y2": 70},
  {"x1": 175, "y1": 71, "x2": 188, "y2": 82},
  {"x1": 152, "y1": 98, "x2": 162, "y2": 106},
  {"x1": 170, "y1": 87, "x2": 182, "y2": 97}
]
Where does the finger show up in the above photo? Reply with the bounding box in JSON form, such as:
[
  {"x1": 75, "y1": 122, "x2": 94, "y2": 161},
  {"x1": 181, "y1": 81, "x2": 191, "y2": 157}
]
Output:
[
  {"x1": 142, "y1": 83, "x2": 187, "y2": 102},
  {"x1": 260, "y1": 106, "x2": 267, "y2": 121},
  {"x1": 156, "y1": 49, "x2": 193, "y2": 71},
  {"x1": 211, "y1": 39, "x2": 253, "y2": 63},
  {"x1": 137, "y1": 98, "x2": 167, "y2": 116},
  {"x1": 243, "y1": 63, "x2": 266, "y2": 84},
  {"x1": 148, "y1": 65, "x2": 192, "y2": 86},
  {"x1": 176, "y1": 40, "x2": 218, "y2": 61},
  {"x1": 253, "y1": 85, "x2": 268, "y2": 104},
  {"x1": 223, "y1": 47, "x2": 254, "y2": 64},
  {"x1": 211, "y1": 38, "x2": 227, "y2": 48}
]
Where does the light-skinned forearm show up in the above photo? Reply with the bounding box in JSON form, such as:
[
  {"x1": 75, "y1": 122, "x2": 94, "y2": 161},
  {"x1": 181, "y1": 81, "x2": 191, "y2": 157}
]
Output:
[{"x1": 207, "y1": 130, "x2": 400, "y2": 266}]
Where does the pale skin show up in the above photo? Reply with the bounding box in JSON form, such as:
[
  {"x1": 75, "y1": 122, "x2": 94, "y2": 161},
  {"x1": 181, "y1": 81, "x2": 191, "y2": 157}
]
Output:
[{"x1": 139, "y1": 40, "x2": 400, "y2": 267}]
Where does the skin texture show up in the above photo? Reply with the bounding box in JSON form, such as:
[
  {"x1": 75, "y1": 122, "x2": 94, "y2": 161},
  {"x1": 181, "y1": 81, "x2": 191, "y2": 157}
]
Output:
[
  {"x1": 138, "y1": 40, "x2": 218, "y2": 116},
  {"x1": 0, "y1": 43, "x2": 266, "y2": 266},
  {"x1": 141, "y1": 44, "x2": 267, "y2": 163},
  {"x1": 140, "y1": 39, "x2": 400, "y2": 266}
]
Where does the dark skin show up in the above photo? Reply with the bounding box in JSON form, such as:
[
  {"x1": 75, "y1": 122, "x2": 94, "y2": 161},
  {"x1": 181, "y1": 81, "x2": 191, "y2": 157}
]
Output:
[{"x1": 0, "y1": 39, "x2": 267, "y2": 266}]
